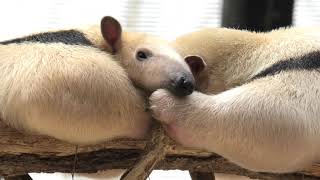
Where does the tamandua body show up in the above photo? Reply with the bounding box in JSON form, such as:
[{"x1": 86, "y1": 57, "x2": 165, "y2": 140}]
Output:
[
  {"x1": 150, "y1": 27, "x2": 320, "y2": 173},
  {"x1": 0, "y1": 16, "x2": 203, "y2": 145}
]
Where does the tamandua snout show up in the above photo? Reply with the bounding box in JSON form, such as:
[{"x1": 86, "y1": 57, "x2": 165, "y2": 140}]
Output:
[
  {"x1": 168, "y1": 72, "x2": 195, "y2": 96},
  {"x1": 121, "y1": 38, "x2": 197, "y2": 97}
]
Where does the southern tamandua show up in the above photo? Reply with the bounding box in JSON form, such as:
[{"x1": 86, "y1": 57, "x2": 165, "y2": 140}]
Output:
[{"x1": 150, "y1": 27, "x2": 320, "y2": 173}]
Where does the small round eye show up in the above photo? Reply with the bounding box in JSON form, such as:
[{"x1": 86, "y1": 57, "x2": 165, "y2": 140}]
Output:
[{"x1": 136, "y1": 50, "x2": 149, "y2": 61}]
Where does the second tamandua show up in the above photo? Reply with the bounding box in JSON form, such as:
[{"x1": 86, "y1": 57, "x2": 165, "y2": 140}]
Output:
[
  {"x1": 150, "y1": 27, "x2": 320, "y2": 173},
  {"x1": 0, "y1": 16, "x2": 205, "y2": 144}
]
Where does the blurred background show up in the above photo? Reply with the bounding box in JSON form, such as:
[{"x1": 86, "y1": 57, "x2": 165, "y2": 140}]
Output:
[
  {"x1": 0, "y1": 0, "x2": 319, "y2": 41},
  {"x1": 0, "y1": 0, "x2": 319, "y2": 179}
]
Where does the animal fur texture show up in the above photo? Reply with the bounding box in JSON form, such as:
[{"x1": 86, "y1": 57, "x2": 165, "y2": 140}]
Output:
[
  {"x1": 149, "y1": 27, "x2": 320, "y2": 173},
  {"x1": 0, "y1": 16, "x2": 200, "y2": 144}
]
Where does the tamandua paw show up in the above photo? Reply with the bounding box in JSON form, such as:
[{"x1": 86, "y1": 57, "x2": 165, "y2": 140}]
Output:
[
  {"x1": 149, "y1": 89, "x2": 178, "y2": 124},
  {"x1": 149, "y1": 89, "x2": 195, "y2": 125},
  {"x1": 149, "y1": 89, "x2": 208, "y2": 146}
]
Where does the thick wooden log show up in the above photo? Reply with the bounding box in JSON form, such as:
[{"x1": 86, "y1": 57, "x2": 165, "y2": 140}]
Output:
[{"x1": 0, "y1": 121, "x2": 319, "y2": 179}]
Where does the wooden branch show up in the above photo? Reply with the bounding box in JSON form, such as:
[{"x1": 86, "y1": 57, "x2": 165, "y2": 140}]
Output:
[
  {"x1": 0, "y1": 121, "x2": 320, "y2": 179},
  {"x1": 120, "y1": 122, "x2": 171, "y2": 180}
]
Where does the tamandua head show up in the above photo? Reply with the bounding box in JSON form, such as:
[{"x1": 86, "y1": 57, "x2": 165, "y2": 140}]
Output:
[{"x1": 100, "y1": 16, "x2": 206, "y2": 97}]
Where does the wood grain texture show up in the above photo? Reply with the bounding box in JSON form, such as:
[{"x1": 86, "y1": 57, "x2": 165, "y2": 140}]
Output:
[{"x1": 0, "y1": 121, "x2": 319, "y2": 179}]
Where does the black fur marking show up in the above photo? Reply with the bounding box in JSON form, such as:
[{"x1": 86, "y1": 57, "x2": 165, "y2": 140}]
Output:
[
  {"x1": 0, "y1": 30, "x2": 93, "y2": 46},
  {"x1": 251, "y1": 51, "x2": 320, "y2": 80}
]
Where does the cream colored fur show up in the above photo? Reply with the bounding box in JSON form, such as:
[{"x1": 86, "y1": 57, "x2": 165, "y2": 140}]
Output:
[
  {"x1": 0, "y1": 43, "x2": 149, "y2": 144},
  {"x1": 0, "y1": 21, "x2": 190, "y2": 145},
  {"x1": 150, "y1": 27, "x2": 320, "y2": 173}
]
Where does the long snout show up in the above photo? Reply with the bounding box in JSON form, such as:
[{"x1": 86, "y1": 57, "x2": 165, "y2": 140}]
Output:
[{"x1": 169, "y1": 73, "x2": 195, "y2": 97}]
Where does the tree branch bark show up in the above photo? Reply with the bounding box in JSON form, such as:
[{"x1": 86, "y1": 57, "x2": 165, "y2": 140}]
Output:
[{"x1": 0, "y1": 121, "x2": 319, "y2": 179}]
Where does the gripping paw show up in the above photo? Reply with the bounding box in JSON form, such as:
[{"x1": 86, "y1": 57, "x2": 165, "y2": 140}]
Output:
[
  {"x1": 149, "y1": 89, "x2": 177, "y2": 124},
  {"x1": 149, "y1": 89, "x2": 195, "y2": 125},
  {"x1": 150, "y1": 89, "x2": 207, "y2": 147}
]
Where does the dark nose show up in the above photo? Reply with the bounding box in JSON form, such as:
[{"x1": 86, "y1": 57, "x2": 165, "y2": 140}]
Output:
[{"x1": 171, "y1": 75, "x2": 195, "y2": 97}]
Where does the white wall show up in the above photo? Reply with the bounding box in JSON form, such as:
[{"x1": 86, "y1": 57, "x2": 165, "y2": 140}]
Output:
[
  {"x1": 0, "y1": 0, "x2": 222, "y2": 41},
  {"x1": 294, "y1": 0, "x2": 320, "y2": 27}
]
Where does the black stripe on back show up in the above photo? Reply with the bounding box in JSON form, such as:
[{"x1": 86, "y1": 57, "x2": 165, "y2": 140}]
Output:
[
  {"x1": 0, "y1": 30, "x2": 93, "y2": 46},
  {"x1": 251, "y1": 51, "x2": 320, "y2": 80}
]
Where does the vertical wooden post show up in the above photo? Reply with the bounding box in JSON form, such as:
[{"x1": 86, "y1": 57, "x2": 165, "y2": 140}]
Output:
[{"x1": 190, "y1": 171, "x2": 215, "y2": 180}]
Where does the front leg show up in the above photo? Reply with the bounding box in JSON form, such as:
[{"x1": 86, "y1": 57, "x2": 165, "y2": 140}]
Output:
[
  {"x1": 150, "y1": 89, "x2": 222, "y2": 150},
  {"x1": 150, "y1": 72, "x2": 320, "y2": 173}
]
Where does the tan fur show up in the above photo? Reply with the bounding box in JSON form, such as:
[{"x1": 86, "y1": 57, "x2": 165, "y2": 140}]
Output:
[
  {"x1": 0, "y1": 43, "x2": 149, "y2": 144},
  {"x1": 0, "y1": 16, "x2": 194, "y2": 147},
  {"x1": 150, "y1": 27, "x2": 320, "y2": 172},
  {"x1": 171, "y1": 28, "x2": 266, "y2": 93}
]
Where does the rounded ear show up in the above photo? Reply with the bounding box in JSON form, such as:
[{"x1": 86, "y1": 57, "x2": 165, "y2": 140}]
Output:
[
  {"x1": 100, "y1": 16, "x2": 122, "y2": 53},
  {"x1": 185, "y1": 55, "x2": 207, "y2": 75}
]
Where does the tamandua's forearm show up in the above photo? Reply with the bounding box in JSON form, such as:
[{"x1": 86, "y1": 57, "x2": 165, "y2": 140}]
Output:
[{"x1": 150, "y1": 71, "x2": 320, "y2": 172}]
